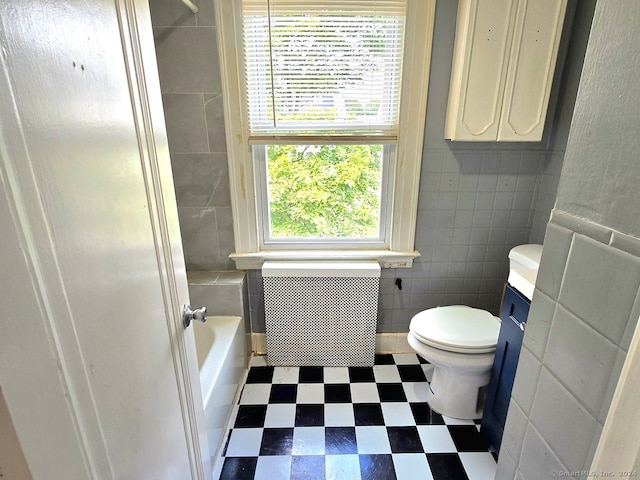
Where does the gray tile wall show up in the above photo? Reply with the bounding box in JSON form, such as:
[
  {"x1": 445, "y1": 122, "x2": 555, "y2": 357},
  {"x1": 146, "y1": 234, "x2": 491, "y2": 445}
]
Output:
[
  {"x1": 497, "y1": 212, "x2": 640, "y2": 478},
  {"x1": 149, "y1": 0, "x2": 591, "y2": 336},
  {"x1": 150, "y1": 2, "x2": 234, "y2": 271}
]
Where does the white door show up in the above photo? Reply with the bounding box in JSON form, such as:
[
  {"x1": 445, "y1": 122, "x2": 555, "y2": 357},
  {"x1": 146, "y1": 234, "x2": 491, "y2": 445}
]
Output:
[{"x1": 0, "y1": 1, "x2": 210, "y2": 479}]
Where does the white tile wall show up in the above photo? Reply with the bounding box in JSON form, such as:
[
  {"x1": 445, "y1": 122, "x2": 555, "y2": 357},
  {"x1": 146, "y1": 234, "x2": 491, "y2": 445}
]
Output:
[
  {"x1": 545, "y1": 305, "x2": 618, "y2": 416},
  {"x1": 529, "y1": 370, "x2": 598, "y2": 471},
  {"x1": 522, "y1": 290, "x2": 555, "y2": 360},
  {"x1": 518, "y1": 425, "x2": 565, "y2": 479},
  {"x1": 558, "y1": 234, "x2": 640, "y2": 344},
  {"x1": 500, "y1": 212, "x2": 640, "y2": 479},
  {"x1": 510, "y1": 347, "x2": 542, "y2": 415}
]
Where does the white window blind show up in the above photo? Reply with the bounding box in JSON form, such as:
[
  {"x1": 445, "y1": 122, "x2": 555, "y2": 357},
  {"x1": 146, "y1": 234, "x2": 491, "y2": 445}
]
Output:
[{"x1": 242, "y1": 0, "x2": 406, "y2": 141}]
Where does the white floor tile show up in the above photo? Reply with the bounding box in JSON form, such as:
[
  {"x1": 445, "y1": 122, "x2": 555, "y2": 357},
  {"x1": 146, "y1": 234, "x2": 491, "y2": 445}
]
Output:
[
  {"x1": 326, "y1": 454, "x2": 362, "y2": 480},
  {"x1": 325, "y1": 404, "x2": 355, "y2": 427},
  {"x1": 296, "y1": 384, "x2": 324, "y2": 404},
  {"x1": 250, "y1": 355, "x2": 268, "y2": 367},
  {"x1": 402, "y1": 382, "x2": 430, "y2": 402},
  {"x1": 272, "y1": 366, "x2": 300, "y2": 384},
  {"x1": 324, "y1": 366, "x2": 350, "y2": 384},
  {"x1": 225, "y1": 428, "x2": 263, "y2": 456},
  {"x1": 355, "y1": 426, "x2": 391, "y2": 454},
  {"x1": 393, "y1": 353, "x2": 420, "y2": 365},
  {"x1": 350, "y1": 383, "x2": 380, "y2": 403},
  {"x1": 458, "y1": 452, "x2": 497, "y2": 480},
  {"x1": 373, "y1": 364, "x2": 402, "y2": 383},
  {"x1": 264, "y1": 404, "x2": 296, "y2": 428},
  {"x1": 416, "y1": 425, "x2": 457, "y2": 453},
  {"x1": 254, "y1": 455, "x2": 292, "y2": 480},
  {"x1": 292, "y1": 427, "x2": 325, "y2": 455},
  {"x1": 392, "y1": 453, "x2": 434, "y2": 480},
  {"x1": 239, "y1": 384, "x2": 272, "y2": 405},
  {"x1": 381, "y1": 403, "x2": 416, "y2": 426}
]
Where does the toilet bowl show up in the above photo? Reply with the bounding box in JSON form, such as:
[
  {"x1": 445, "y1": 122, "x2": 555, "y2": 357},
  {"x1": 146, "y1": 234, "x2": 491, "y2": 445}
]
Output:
[{"x1": 407, "y1": 305, "x2": 500, "y2": 419}]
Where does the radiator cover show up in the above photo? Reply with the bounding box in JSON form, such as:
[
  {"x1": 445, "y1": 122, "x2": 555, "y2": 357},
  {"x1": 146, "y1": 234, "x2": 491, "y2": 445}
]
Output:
[{"x1": 262, "y1": 261, "x2": 380, "y2": 366}]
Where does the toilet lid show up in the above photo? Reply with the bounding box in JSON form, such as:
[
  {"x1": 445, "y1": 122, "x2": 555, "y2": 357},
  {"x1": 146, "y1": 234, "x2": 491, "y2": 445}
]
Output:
[{"x1": 410, "y1": 306, "x2": 500, "y2": 354}]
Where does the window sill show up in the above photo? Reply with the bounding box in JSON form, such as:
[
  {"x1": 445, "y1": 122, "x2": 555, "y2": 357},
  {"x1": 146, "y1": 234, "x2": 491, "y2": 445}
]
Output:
[{"x1": 230, "y1": 249, "x2": 420, "y2": 270}]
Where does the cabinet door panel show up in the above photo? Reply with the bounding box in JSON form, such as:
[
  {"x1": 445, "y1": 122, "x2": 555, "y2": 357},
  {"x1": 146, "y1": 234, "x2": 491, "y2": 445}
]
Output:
[
  {"x1": 481, "y1": 285, "x2": 530, "y2": 453},
  {"x1": 446, "y1": 0, "x2": 517, "y2": 140},
  {"x1": 498, "y1": 0, "x2": 568, "y2": 140}
]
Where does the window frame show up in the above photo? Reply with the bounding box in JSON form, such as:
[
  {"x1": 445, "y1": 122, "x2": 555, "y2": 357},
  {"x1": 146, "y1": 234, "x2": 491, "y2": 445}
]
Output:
[{"x1": 214, "y1": 0, "x2": 436, "y2": 269}]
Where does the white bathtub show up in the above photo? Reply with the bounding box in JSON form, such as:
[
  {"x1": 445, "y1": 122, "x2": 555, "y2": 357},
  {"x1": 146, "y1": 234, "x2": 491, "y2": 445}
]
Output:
[{"x1": 193, "y1": 316, "x2": 246, "y2": 464}]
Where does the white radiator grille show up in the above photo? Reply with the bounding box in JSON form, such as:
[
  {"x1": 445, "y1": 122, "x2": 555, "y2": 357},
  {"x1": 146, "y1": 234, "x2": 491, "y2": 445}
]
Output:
[{"x1": 262, "y1": 262, "x2": 380, "y2": 366}]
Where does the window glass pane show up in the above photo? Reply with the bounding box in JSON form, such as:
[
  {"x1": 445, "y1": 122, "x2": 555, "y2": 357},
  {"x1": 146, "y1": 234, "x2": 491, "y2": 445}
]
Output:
[{"x1": 264, "y1": 144, "x2": 384, "y2": 239}]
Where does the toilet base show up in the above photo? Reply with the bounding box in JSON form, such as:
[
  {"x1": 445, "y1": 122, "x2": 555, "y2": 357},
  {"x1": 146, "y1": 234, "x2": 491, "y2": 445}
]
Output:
[{"x1": 426, "y1": 365, "x2": 490, "y2": 420}]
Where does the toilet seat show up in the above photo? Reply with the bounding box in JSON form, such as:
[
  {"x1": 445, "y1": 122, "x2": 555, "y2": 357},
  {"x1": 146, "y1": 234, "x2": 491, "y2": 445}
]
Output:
[{"x1": 409, "y1": 306, "x2": 500, "y2": 354}]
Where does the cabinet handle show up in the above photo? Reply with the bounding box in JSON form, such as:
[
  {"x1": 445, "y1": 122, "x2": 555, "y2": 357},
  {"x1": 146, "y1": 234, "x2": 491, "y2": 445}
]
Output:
[{"x1": 510, "y1": 315, "x2": 526, "y2": 332}]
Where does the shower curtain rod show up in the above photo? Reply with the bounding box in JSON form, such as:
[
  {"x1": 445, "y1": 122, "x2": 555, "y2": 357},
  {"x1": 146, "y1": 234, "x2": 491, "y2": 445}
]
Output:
[{"x1": 180, "y1": 0, "x2": 198, "y2": 13}]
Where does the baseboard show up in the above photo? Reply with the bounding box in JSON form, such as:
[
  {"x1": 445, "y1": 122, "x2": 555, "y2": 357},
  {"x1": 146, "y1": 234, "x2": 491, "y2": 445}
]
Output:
[{"x1": 250, "y1": 332, "x2": 412, "y2": 355}]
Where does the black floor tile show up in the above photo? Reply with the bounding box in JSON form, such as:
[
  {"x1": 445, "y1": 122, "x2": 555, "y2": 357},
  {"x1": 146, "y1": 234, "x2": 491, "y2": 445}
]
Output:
[
  {"x1": 359, "y1": 454, "x2": 397, "y2": 480},
  {"x1": 299, "y1": 366, "x2": 324, "y2": 383},
  {"x1": 374, "y1": 354, "x2": 395, "y2": 365},
  {"x1": 397, "y1": 364, "x2": 427, "y2": 382},
  {"x1": 417, "y1": 356, "x2": 429, "y2": 364},
  {"x1": 234, "y1": 405, "x2": 267, "y2": 428},
  {"x1": 410, "y1": 403, "x2": 445, "y2": 425},
  {"x1": 260, "y1": 428, "x2": 294, "y2": 456},
  {"x1": 427, "y1": 453, "x2": 469, "y2": 480},
  {"x1": 377, "y1": 383, "x2": 407, "y2": 402},
  {"x1": 324, "y1": 384, "x2": 352, "y2": 403},
  {"x1": 448, "y1": 425, "x2": 490, "y2": 452},
  {"x1": 220, "y1": 356, "x2": 495, "y2": 480},
  {"x1": 219, "y1": 457, "x2": 258, "y2": 480},
  {"x1": 353, "y1": 403, "x2": 385, "y2": 426},
  {"x1": 387, "y1": 426, "x2": 424, "y2": 453},
  {"x1": 246, "y1": 366, "x2": 274, "y2": 383},
  {"x1": 269, "y1": 384, "x2": 298, "y2": 403},
  {"x1": 295, "y1": 404, "x2": 324, "y2": 427},
  {"x1": 290, "y1": 455, "x2": 325, "y2": 480},
  {"x1": 325, "y1": 427, "x2": 358, "y2": 454},
  {"x1": 348, "y1": 366, "x2": 375, "y2": 383}
]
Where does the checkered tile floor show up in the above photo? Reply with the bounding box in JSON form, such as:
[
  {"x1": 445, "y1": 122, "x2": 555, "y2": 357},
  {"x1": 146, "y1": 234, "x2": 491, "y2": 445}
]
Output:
[{"x1": 214, "y1": 353, "x2": 497, "y2": 480}]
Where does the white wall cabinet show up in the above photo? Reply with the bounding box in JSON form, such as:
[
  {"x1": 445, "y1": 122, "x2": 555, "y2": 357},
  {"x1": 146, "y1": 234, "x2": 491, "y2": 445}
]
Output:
[{"x1": 445, "y1": 0, "x2": 568, "y2": 142}]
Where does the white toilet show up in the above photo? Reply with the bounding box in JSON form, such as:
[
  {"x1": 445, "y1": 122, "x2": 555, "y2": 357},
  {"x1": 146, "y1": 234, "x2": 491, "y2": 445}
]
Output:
[
  {"x1": 407, "y1": 244, "x2": 543, "y2": 420},
  {"x1": 408, "y1": 306, "x2": 500, "y2": 419}
]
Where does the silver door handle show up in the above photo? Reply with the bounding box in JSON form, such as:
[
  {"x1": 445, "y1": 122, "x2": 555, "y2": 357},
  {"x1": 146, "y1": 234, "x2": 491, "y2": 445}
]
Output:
[{"x1": 182, "y1": 304, "x2": 207, "y2": 328}]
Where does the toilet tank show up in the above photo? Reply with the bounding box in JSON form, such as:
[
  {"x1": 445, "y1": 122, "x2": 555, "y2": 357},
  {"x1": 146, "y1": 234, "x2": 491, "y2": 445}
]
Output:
[{"x1": 508, "y1": 244, "x2": 543, "y2": 271}]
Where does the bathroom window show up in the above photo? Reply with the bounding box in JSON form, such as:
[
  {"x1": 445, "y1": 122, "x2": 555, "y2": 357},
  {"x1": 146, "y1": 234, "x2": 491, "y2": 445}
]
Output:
[{"x1": 215, "y1": 0, "x2": 436, "y2": 267}]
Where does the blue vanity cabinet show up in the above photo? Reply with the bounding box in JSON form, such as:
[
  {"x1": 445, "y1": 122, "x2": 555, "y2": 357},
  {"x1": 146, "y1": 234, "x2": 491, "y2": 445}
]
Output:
[{"x1": 481, "y1": 284, "x2": 530, "y2": 453}]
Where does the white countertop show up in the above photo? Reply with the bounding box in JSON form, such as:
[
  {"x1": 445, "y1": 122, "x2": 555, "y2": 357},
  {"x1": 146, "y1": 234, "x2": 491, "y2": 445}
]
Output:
[{"x1": 507, "y1": 268, "x2": 538, "y2": 301}]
